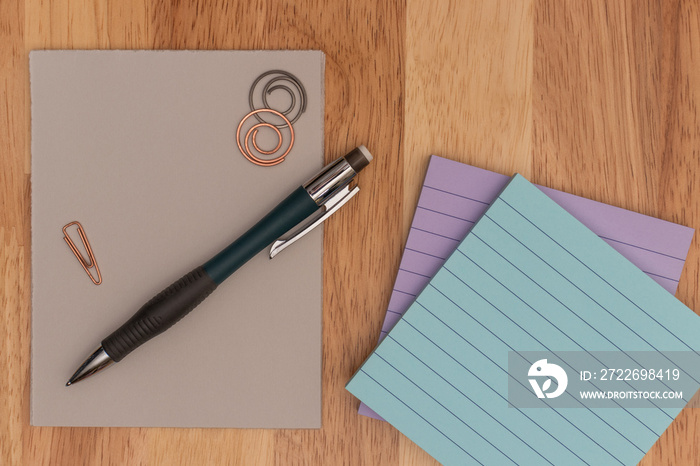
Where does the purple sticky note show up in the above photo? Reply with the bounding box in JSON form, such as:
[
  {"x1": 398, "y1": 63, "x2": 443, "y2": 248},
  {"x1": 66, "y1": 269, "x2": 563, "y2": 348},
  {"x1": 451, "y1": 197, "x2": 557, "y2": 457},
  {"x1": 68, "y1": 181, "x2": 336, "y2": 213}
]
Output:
[{"x1": 358, "y1": 155, "x2": 695, "y2": 420}]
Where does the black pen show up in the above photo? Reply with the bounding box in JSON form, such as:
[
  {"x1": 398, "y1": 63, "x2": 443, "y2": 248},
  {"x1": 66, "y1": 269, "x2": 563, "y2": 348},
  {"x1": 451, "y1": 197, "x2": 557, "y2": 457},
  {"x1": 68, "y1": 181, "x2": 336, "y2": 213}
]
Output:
[{"x1": 66, "y1": 146, "x2": 373, "y2": 386}]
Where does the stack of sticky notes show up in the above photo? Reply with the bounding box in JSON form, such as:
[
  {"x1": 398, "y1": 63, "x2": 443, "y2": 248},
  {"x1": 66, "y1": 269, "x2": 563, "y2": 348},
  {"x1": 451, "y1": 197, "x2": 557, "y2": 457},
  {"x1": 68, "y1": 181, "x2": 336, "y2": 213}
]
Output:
[{"x1": 347, "y1": 159, "x2": 699, "y2": 465}]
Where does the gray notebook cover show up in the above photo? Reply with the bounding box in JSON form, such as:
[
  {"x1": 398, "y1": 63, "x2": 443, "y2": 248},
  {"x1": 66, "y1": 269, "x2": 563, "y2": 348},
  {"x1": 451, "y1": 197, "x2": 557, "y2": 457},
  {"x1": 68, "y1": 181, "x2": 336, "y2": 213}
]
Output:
[{"x1": 30, "y1": 50, "x2": 324, "y2": 427}]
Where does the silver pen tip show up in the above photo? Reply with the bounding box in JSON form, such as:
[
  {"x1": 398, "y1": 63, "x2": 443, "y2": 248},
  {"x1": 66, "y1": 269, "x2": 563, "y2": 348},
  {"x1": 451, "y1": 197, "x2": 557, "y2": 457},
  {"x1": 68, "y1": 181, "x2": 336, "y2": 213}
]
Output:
[{"x1": 66, "y1": 345, "x2": 115, "y2": 386}]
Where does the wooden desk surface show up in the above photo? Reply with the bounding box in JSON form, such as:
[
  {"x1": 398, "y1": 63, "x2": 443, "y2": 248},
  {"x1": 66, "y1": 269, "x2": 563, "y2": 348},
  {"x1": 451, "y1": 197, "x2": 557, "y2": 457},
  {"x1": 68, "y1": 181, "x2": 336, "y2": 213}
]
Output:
[{"x1": 2, "y1": 0, "x2": 699, "y2": 464}]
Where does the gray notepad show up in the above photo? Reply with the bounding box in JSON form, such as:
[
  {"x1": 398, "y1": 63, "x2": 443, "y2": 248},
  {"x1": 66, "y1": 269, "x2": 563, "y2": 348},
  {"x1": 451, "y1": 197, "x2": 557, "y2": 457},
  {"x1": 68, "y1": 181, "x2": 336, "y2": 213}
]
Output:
[{"x1": 30, "y1": 50, "x2": 324, "y2": 427}]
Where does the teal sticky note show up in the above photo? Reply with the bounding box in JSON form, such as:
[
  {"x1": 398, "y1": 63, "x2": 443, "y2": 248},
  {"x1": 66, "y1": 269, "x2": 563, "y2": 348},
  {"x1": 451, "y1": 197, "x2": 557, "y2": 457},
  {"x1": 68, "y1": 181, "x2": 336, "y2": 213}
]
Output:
[{"x1": 347, "y1": 175, "x2": 700, "y2": 466}]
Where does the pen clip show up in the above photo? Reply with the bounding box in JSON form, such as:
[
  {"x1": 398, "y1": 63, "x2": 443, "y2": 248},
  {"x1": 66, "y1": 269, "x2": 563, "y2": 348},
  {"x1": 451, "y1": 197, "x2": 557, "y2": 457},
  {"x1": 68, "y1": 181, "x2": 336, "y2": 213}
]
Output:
[{"x1": 270, "y1": 184, "x2": 360, "y2": 258}]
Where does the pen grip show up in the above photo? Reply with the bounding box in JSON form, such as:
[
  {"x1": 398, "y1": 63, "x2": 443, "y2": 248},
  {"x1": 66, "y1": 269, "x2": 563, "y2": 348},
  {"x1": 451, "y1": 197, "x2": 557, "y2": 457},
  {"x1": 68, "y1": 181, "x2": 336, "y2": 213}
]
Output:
[{"x1": 102, "y1": 266, "x2": 218, "y2": 362}]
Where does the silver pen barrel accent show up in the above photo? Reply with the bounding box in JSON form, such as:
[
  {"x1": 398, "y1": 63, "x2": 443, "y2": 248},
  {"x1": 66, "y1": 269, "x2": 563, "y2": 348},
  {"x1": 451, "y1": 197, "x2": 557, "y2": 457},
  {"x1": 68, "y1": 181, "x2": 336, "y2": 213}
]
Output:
[
  {"x1": 269, "y1": 146, "x2": 373, "y2": 258},
  {"x1": 303, "y1": 145, "x2": 372, "y2": 205}
]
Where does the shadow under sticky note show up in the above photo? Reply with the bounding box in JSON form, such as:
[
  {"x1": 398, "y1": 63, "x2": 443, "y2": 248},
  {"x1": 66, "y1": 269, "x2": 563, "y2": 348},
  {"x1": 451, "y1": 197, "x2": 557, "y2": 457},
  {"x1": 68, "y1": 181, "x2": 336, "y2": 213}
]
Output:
[{"x1": 31, "y1": 50, "x2": 324, "y2": 427}]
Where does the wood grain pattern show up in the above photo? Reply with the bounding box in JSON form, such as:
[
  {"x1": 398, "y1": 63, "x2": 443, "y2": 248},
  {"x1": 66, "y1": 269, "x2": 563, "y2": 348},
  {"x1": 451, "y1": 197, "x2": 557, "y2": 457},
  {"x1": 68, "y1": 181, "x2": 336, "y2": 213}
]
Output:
[
  {"x1": 2, "y1": 0, "x2": 699, "y2": 464},
  {"x1": 533, "y1": 2, "x2": 700, "y2": 465}
]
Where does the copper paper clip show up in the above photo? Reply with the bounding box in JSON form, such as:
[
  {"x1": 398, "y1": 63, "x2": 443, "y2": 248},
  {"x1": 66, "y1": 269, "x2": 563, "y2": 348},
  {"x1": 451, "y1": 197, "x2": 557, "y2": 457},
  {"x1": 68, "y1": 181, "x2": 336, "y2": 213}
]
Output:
[{"x1": 62, "y1": 221, "x2": 102, "y2": 285}]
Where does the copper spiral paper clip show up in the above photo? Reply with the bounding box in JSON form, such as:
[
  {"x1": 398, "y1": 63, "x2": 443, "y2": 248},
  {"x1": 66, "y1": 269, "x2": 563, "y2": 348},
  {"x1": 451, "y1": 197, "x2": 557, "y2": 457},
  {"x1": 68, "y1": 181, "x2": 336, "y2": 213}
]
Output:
[
  {"x1": 62, "y1": 221, "x2": 102, "y2": 285},
  {"x1": 236, "y1": 108, "x2": 295, "y2": 166}
]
